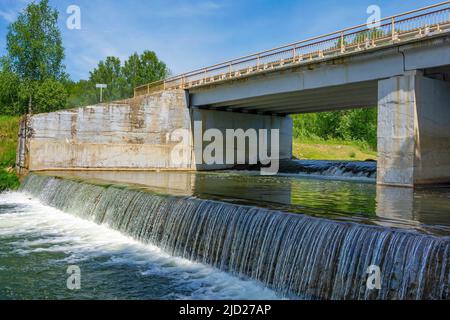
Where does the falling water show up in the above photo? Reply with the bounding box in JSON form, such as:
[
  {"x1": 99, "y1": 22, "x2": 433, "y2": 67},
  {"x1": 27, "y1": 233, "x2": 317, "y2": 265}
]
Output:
[
  {"x1": 279, "y1": 160, "x2": 377, "y2": 179},
  {"x1": 20, "y1": 173, "x2": 449, "y2": 300},
  {"x1": 235, "y1": 160, "x2": 377, "y2": 179}
]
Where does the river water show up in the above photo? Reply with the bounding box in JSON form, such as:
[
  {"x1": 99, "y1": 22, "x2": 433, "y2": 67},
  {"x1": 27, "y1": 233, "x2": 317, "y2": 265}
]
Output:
[
  {"x1": 0, "y1": 192, "x2": 278, "y2": 299},
  {"x1": 0, "y1": 166, "x2": 449, "y2": 300}
]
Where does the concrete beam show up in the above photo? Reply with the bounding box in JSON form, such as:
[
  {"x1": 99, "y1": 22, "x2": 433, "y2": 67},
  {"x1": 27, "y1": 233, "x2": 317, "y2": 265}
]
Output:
[{"x1": 189, "y1": 35, "x2": 450, "y2": 116}]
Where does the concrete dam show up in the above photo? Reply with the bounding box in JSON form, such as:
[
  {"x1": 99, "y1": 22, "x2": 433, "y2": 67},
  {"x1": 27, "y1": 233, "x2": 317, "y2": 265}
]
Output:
[
  {"x1": 16, "y1": 90, "x2": 292, "y2": 173},
  {"x1": 6, "y1": 4, "x2": 450, "y2": 300}
]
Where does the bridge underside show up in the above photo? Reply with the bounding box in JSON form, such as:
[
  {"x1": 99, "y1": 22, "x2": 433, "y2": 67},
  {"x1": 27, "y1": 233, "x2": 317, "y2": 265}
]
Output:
[
  {"x1": 188, "y1": 35, "x2": 450, "y2": 187},
  {"x1": 193, "y1": 80, "x2": 378, "y2": 115}
]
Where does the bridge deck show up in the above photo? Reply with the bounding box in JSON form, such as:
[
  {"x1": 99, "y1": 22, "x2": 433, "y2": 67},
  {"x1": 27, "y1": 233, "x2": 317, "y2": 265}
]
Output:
[{"x1": 135, "y1": 3, "x2": 450, "y2": 97}]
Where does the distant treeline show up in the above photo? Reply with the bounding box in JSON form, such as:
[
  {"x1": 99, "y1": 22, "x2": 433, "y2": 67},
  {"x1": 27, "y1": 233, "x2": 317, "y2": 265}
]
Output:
[
  {"x1": 292, "y1": 108, "x2": 378, "y2": 150},
  {"x1": 0, "y1": 0, "x2": 168, "y2": 116},
  {"x1": 0, "y1": 51, "x2": 169, "y2": 116}
]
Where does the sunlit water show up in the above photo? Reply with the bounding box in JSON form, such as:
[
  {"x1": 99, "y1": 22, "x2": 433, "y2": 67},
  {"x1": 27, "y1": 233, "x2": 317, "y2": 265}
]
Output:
[{"x1": 0, "y1": 192, "x2": 279, "y2": 300}]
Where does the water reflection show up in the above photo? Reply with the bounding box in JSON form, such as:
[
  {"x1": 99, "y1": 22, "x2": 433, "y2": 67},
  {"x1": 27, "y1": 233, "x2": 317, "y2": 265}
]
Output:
[{"x1": 40, "y1": 170, "x2": 450, "y2": 234}]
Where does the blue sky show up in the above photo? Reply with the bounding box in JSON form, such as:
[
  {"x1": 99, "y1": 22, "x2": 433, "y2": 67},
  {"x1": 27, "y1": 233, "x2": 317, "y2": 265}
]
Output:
[{"x1": 0, "y1": 0, "x2": 439, "y2": 80}]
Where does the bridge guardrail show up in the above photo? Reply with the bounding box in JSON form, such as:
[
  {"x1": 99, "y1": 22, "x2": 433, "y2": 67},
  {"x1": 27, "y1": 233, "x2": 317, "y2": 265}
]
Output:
[{"x1": 134, "y1": 1, "x2": 450, "y2": 97}]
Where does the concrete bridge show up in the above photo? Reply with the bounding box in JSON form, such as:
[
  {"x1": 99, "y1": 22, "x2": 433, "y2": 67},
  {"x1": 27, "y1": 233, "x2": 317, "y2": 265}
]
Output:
[{"x1": 17, "y1": 3, "x2": 450, "y2": 187}]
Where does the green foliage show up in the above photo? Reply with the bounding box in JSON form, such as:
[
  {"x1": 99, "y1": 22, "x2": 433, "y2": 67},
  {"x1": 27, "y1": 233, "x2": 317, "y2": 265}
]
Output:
[
  {"x1": 0, "y1": 116, "x2": 20, "y2": 167},
  {"x1": 292, "y1": 107, "x2": 378, "y2": 150},
  {"x1": 65, "y1": 79, "x2": 98, "y2": 109},
  {"x1": 122, "y1": 51, "x2": 169, "y2": 97},
  {"x1": 6, "y1": 0, "x2": 65, "y2": 82},
  {"x1": 0, "y1": 66, "x2": 22, "y2": 115},
  {"x1": 0, "y1": 171, "x2": 20, "y2": 192},
  {"x1": 64, "y1": 51, "x2": 169, "y2": 107},
  {"x1": 85, "y1": 51, "x2": 169, "y2": 103},
  {"x1": 0, "y1": 116, "x2": 20, "y2": 191},
  {"x1": 2, "y1": 0, "x2": 66, "y2": 115},
  {"x1": 33, "y1": 79, "x2": 68, "y2": 113}
]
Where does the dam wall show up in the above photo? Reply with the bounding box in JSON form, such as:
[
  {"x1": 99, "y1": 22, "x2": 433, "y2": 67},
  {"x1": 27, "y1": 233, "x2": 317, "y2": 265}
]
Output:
[
  {"x1": 17, "y1": 90, "x2": 292, "y2": 172},
  {"x1": 20, "y1": 91, "x2": 193, "y2": 171}
]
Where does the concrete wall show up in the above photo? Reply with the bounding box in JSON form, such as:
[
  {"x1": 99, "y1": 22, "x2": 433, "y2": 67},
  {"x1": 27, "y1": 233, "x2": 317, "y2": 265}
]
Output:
[
  {"x1": 20, "y1": 90, "x2": 292, "y2": 172},
  {"x1": 377, "y1": 72, "x2": 450, "y2": 186},
  {"x1": 191, "y1": 108, "x2": 292, "y2": 170},
  {"x1": 414, "y1": 75, "x2": 450, "y2": 184},
  {"x1": 25, "y1": 90, "x2": 193, "y2": 171}
]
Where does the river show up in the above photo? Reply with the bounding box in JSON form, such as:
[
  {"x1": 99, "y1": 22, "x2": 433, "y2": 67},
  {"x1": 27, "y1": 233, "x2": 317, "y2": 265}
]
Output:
[{"x1": 0, "y1": 165, "x2": 449, "y2": 299}]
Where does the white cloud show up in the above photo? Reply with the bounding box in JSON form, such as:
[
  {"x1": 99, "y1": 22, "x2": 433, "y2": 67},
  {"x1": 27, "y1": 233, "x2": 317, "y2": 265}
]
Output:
[
  {"x1": 0, "y1": 9, "x2": 17, "y2": 23},
  {"x1": 153, "y1": 1, "x2": 222, "y2": 17}
]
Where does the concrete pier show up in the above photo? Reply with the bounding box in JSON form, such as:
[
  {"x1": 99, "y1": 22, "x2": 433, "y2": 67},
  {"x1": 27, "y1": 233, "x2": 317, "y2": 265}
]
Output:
[{"x1": 377, "y1": 72, "x2": 450, "y2": 187}]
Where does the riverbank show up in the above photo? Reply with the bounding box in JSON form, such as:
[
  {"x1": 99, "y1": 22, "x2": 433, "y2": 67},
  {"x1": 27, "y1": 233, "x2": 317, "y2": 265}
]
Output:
[
  {"x1": 0, "y1": 116, "x2": 20, "y2": 191},
  {"x1": 293, "y1": 137, "x2": 377, "y2": 161}
]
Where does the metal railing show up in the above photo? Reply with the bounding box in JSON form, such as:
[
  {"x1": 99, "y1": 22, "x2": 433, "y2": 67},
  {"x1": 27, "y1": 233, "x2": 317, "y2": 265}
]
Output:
[{"x1": 135, "y1": 1, "x2": 450, "y2": 97}]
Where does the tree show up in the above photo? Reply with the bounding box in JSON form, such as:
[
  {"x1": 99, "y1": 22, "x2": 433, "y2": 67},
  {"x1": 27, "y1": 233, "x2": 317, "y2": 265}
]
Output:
[
  {"x1": 122, "y1": 51, "x2": 169, "y2": 96},
  {"x1": 6, "y1": 0, "x2": 65, "y2": 114},
  {"x1": 0, "y1": 58, "x2": 22, "y2": 115},
  {"x1": 65, "y1": 79, "x2": 98, "y2": 108},
  {"x1": 33, "y1": 79, "x2": 68, "y2": 113},
  {"x1": 87, "y1": 51, "x2": 169, "y2": 102},
  {"x1": 89, "y1": 56, "x2": 125, "y2": 102}
]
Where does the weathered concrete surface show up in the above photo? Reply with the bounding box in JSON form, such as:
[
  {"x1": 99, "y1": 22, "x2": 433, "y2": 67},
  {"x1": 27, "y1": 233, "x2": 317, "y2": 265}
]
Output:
[
  {"x1": 191, "y1": 108, "x2": 292, "y2": 170},
  {"x1": 20, "y1": 90, "x2": 291, "y2": 172},
  {"x1": 25, "y1": 91, "x2": 193, "y2": 171},
  {"x1": 377, "y1": 72, "x2": 450, "y2": 187}
]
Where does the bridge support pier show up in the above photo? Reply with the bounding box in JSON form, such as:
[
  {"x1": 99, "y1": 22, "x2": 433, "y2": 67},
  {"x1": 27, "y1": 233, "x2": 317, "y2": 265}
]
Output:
[{"x1": 377, "y1": 71, "x2": 450, "y2": 187}]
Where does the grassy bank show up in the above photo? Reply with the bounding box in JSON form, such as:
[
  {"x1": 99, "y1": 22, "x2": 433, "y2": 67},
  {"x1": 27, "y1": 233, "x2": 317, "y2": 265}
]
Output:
[
  {"x1": 293, "y1": 136, "x2": 377, "y2": 161},
  {"x1": 0, "y1": 116, "x2": 20, "y2": 191}
]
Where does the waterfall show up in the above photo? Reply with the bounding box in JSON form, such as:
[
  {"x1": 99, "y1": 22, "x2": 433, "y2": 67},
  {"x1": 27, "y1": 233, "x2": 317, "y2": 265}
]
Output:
[
  {"x1": 279, "y1": 160, "x2": 377, "y2": 179},
  {"x1": 20, "y1": 173, "x2": 449, "y2": 300}
]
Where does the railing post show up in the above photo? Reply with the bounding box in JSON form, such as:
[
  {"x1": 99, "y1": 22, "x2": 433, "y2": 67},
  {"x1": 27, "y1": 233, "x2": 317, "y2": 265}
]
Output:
[
  {"x1": 257, "y1": 55, "x2": 260, "y2": 68},
  {"x1": 391, "y1": 17, "x2": 396, "y2": 41},
  {"x1": 340, "y1": 32, "x2": 345, "y2": 53}
]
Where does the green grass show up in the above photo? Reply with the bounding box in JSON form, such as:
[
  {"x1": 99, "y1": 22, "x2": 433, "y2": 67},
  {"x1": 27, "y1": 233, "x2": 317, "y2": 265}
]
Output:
[
  {"x1": 0, "y1": 115, "x2": 20, "y2": 191},
  {"x1": 293, "y1": 136, "x2": 377, "y2": 161}
]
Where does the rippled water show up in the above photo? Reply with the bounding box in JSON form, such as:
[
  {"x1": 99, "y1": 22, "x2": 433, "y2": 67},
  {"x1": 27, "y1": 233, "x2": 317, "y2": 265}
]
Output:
[{"x1": 0, "y1": 192, "x2": 278, "y2": 300}]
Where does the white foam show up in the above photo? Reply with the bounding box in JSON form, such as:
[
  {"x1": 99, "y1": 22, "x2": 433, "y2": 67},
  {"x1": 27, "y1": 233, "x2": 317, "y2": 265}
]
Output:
[{"x1": 0, "y1": 191, "x2": 280, "y2": 300}]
